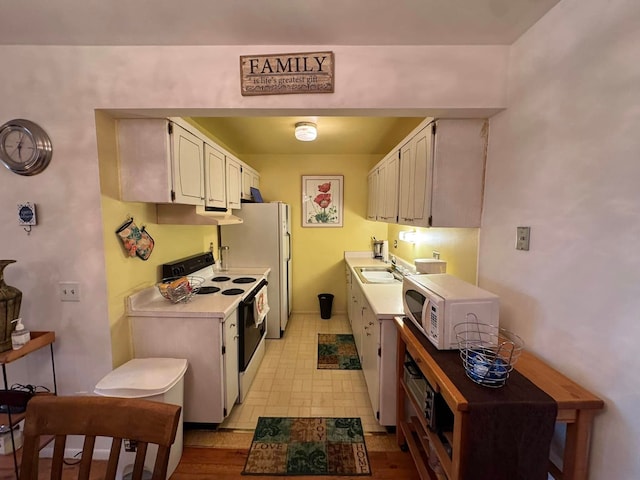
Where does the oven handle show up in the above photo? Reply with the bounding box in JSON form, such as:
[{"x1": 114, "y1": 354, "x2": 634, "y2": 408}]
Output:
[{"x1": 242, "y1": 279, "x2": 268, "y2": 303}]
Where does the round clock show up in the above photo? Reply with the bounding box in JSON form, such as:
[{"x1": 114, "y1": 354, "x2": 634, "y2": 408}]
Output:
[{"x1": 0, "y1": 119, "x2": 53, "y2": 176}]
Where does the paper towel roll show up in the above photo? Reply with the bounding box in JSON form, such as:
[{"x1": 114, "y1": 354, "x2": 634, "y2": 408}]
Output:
[{"x1": 382, "y1": 240, "x2": 389, "y2": 262}]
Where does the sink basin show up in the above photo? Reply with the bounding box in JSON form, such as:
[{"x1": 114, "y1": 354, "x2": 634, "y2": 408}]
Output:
[{"x1": 354, "y1": 266, "x2": 402, "y2": 284}]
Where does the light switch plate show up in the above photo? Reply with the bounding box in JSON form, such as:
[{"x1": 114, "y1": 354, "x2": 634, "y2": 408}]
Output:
[{"x1": 516, "y1": 226, "x2": 530, "y2": 251}]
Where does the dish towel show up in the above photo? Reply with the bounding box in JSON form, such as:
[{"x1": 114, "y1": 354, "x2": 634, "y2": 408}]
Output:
[{"x1": 253, "y1": 285, "x2": 270, "y2": 328}]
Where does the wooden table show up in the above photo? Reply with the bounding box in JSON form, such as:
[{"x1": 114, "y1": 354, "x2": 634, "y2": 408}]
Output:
[{"x1": 394, "y1": 318, "x2": 603, "y2": 480}]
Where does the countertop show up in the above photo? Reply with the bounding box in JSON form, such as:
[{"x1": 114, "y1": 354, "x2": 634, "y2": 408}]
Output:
[
  {"x1": 344, "y1": 252, "x2": 404, "y2": 319},
  {"x1": 126, "y1": 267, "x2": 271, "y2": 320}
]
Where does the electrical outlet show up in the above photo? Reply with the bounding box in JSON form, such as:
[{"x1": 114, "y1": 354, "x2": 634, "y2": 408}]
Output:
[
  {"x1": 516, "y1": 226, "x2": 531, "y2": 251},
  {"x1": 59, "y1": 282, "x2": 80, "y2": 302}
]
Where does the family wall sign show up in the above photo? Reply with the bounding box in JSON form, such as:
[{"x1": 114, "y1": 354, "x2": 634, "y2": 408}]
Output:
[{"x1": 240, "y1": 51, "x2": 334, "y2": 96}]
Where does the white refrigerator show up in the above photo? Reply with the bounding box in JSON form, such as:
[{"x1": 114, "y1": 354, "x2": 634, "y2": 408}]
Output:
[{"x1": 221, "y1": 202, "x2": 292, "y2": 338}]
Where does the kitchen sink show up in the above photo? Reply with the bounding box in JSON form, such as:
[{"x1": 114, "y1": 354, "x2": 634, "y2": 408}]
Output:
[{"x1": 354, "y1": 266, "x2": 402, "y2": 284}]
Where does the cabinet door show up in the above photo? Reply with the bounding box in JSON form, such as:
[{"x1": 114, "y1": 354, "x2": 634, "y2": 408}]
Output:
[
  {"x1": 170, "y1": 124, "x2": 205, "y2": 205},
  {"x1": 226, "y1": 157, "x2": 242, "y2": 209},
  {"x1": 362, "y1": 306, "x2": 380, "y2": 418},
  {"x1": 380, "y1": 152, "x2": 399, "y2": 222},
  {"x1": 351, "y1": 284, "x2": 364, "y2": 355},
  {"x1": 378, "y1": 320, "x2": 397, "y2": 426},
  {"x1": 398, "y1": 126, "x2": 433, "y2": 226},
  {"x1": 241, "y1": 165, "x2": 260, "y2": 201},
  {"x1": 204, "y1": 143, "x2": 227, "y2": 209},
  {"x1": 223, "y1": 313, "x2": 239, "y2": 416},
  {"x1": 367, "y1": 169, "x2": 379, "y2": 220}
]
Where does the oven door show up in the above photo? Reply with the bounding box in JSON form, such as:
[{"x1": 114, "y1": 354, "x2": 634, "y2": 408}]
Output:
[{"x1": 238, "y1": 279, "x2": 268, "y2": 372}]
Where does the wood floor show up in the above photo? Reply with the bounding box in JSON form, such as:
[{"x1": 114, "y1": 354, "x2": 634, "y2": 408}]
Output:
[
  {"x1": 171, "y1": 446, "x2": 421, "y2": 479},
  {"x1": 0, "y1": 445, "x2": 420, "y2": 480}
]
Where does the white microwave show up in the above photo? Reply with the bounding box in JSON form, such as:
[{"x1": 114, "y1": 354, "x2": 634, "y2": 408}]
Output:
[{"x1": 402, "y1": 274, "x2": 500, "y2": 350}]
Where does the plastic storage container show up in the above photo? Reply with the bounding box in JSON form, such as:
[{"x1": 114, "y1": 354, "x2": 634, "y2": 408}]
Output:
[{"x1": 94, "y1": 358, "x2": 188, "y2": 480}]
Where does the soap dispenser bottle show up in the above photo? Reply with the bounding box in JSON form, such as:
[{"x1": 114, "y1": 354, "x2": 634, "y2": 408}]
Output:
[{"x1": 11, "y1": 318, "x2": 30, "y2": 350}]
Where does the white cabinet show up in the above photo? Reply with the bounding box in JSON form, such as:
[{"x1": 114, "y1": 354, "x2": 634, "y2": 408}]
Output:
[
  {"x1": 130, "y1": 312, "x2": 239, "y2": 424},
  {"x1": 367, "y1": 169, "x2": 379, "y2": 220},
  {"x1": 398, "y1": 119, "x2": 487, "y2": 227},
  {"x1": 118, "y1": 119, "x2": 205, "y2": 205},
  {"x1": 347, "y1": 271, "x2": 398, "y2": 426},
  {"x1": 361, "y1": 304, "x2": 380, "y2": 416},
  {"x1": 223, "y1": 312, "x2": 239, "y2": 415},
  {"x1": 367, "y1": 150, "x2": 401, "y2": 223},
  {"x1": 204, "y1": 142, "x2": 227, "y2": 209},
  {"x1": 378, "y1": 151, "x2": 400, "y2": 222},
  {"x1": 118, "y1": 118, "x2": 260, "y2": 214},
  {"x1": 351, "y1": 283, "x2": 364, "y2": 355},
  {"x1": 226, "y1": 156, "x2": 242, "y2": 210},
  {"x1": 241, "y1": 164, "x2": 260, "y2": 201},
  {"x1": 398, "y1": 125, "x2": 432, "y2": 226}
]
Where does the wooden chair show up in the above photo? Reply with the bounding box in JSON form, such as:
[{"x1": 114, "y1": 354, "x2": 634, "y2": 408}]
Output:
[{"x1": 19, "y1": 395, "x2": 181, "y2": 480}]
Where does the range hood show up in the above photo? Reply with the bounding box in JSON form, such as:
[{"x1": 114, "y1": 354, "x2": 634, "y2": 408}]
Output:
[{"x1": 156, "y1": 204, "x2": 243, "y2": 225}]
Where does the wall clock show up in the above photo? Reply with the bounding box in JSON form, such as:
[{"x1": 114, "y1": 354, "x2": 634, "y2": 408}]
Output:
[{"x1": 0, "y1": 119, "x2": 53, "y2": 176}]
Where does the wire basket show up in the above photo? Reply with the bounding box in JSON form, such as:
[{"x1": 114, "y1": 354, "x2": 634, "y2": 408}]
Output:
[
  {"x1": 454, "y1": 321, "x2": 524, "y2": 388},
  {"x1": 157, "y1": 276, "x2": 204, "y2": 303}
]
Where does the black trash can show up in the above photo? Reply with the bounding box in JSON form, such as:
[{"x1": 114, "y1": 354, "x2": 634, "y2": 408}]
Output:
[{"x1": 318, "y1": 293, "x2": 334, "y2": 319}]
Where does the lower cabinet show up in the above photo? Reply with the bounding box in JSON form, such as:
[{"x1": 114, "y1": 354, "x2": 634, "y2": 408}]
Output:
[
  {"x1": 351, "y1": 279, "x2": 398, "y2": 426},
  {"x1": 223, "y1": 311, "x2": 239, "y2": 416},
  {"x1": 131, "y1": 311, "x2": 238, "y2": 424}
]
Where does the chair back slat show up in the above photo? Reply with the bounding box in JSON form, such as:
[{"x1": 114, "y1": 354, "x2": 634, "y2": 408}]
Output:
[{"x1": 19, "y1": 395, "x2": 181, "y2": 480}]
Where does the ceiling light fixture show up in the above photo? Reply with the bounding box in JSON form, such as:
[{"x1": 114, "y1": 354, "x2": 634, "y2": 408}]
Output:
[{"x1": 295, "y1": 122, "x2": 317, "y2": 142}]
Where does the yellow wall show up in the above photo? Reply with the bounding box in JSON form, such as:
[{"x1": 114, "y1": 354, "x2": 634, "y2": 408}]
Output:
[
  {"x1": 387, "y1": 224, "x2": 479, "y2": 283},
  {"x1": 96, "y1": 112, "x2": 219, "y2": 367},
  {"x1": 245, "y1": 154, "x2": 387, "y2": 313}
]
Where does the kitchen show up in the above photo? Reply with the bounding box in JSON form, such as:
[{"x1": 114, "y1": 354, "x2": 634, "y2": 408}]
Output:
[{"x1": 0, "y1": 0, "x2": 638, "y2": 478}]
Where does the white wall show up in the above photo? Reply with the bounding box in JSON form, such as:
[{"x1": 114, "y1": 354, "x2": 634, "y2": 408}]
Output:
[
  {"x1": 479, "y1": 0, "x2": 640, "y2": 478},
  {"x1": 0, "y1": 45, "x2": 506, "y2": 393}
]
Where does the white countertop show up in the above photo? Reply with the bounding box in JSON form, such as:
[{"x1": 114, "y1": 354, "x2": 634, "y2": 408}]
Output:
[
  {"x1": 127, "y1": 267, "x2": 271, "y2": 320},
  {"x1": 344, "y1": 252, "x2": 404, "y2": 319}
]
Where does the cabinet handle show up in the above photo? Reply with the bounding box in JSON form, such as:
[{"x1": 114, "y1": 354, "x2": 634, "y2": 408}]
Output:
[
  {"x1": 233, "y1": 335, "x2": 239, "y2": 340},
  {"x1": 366, "y1": 332, "x2": 372, "y2": 336},
  {"x1": 368, "y1": 321, "x2": 374, "y2": 326},
  {"x1": 229, "y1": 323, "x2": 236, "y2": 328}
]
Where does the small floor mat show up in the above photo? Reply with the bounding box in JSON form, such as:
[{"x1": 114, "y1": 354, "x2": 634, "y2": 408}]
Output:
[
  {"x1": 242, "y1": 417, "x2": 371, "y2": 476},
  {"x1": 317, "y1": 333, "x2": 362, "y2": 370}
]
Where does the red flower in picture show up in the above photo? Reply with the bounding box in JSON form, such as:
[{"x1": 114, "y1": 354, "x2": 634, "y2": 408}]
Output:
[
  {"x1": 314, "y1": 193, "x2": 332, "y2": 209},
  {"x1": 317, "y1": 182, "x2": 331, "y2": 193}
]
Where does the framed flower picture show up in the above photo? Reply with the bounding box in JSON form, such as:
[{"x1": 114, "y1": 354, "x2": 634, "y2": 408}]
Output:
[{"x1": 302, "y1": 175, "x2": 343, "y2": 227}]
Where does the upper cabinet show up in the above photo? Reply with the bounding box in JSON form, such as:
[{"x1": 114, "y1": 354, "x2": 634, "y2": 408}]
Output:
[
  {"x1": 367, "y1": 151, "x2": 398, "y2": 222},
  {"x1": 370, "y1": 118, "x2": 488, "y2": 228},
  {"x1": 241, "y1": 164, "x2": 260, "y2": 202},
  {"x1": 204, "y1": 142, "x2": 227, "y2": 209},
  {"x1": 226, "y1": 156, "x2": 242, "y2": 210},
  {"x1": 118, "y1": 119, "x2": 204, "y2": 205},
  {"x1": 117, "y1": 118, "x2": 260, "y2": 212}
]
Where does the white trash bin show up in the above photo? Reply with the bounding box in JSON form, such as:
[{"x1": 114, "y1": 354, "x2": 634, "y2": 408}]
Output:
[{"x1": 94, "y1": 358, "x2": 188, "y2": 480}]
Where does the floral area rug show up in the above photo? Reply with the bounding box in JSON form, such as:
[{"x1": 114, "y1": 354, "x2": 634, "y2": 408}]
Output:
[
  {"x1": 242, "y1": 417, "x2": 371, "y2": 476},
  {"x1": 317, "y1": 333, "x2": 362, "y2": 370}
]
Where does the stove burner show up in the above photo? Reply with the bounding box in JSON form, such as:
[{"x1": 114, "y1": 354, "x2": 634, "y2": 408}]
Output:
[
  {"x1": 221, "y1": 288, "x2": 244, "y2": 296},
  {"x1": 211, "y1": 276, "x2": 231, "y2": 282},
  {"x1": 197, "y1": 286, "x2": 221, "y2": 295},
  {"x1": 233, "y1": 277, "x2": 257, "y2": 284}
]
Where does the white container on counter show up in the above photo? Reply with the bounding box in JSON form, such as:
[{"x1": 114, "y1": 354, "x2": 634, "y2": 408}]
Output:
[{"x1": 414, "y1": 258, "x2": 447, "y2": 274}]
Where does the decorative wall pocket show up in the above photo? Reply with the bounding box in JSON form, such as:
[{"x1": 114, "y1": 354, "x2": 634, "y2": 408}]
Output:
[{"x1": 115, "y1": 217, "x2": 155, "y2": 260}]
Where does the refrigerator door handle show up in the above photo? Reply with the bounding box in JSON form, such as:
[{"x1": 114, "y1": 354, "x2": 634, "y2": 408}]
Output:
[{"x1": 286, "y1": 232, "x2": 292, "y2": 261}]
